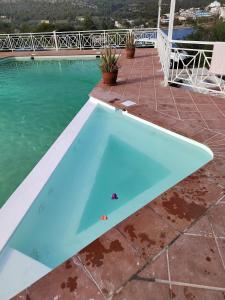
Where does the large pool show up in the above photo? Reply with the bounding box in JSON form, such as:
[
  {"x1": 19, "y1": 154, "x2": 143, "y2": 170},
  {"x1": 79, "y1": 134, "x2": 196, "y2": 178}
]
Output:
[{"x1": 0, "y1": 57, "x2": 100, "y2": 208}]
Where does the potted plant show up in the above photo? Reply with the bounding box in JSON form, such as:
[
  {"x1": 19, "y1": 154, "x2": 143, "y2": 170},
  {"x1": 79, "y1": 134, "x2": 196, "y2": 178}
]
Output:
[
  {"x1": 125, "y1": 32, "x2": 136, "y2": 59},
  {"x1": 100, "y1": 47, "x2": 119, "y2": 86}
]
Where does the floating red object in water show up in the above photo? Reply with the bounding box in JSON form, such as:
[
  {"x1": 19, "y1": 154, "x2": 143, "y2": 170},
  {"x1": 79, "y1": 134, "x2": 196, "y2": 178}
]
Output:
[
  {"x1": 111, "y1": 193, "x2": 118, "y2": 200},
  {"x1": 100, "y1": 215, "x2": 108, "y2": 220}
]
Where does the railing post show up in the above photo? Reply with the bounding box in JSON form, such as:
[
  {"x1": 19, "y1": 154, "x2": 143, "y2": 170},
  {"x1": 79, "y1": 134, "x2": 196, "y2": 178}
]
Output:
[
  {"x1": 53, "y1": 31, "x2": 58, "y2": 51},
  {"x1": 8, "y1": 34, "x2": 13, "y2": 52},
  {"x1": 157, "y1": 0, "x2": 162, "y2": 30},
  {"x1": 103, "y1": 30, "x2": 106, "y2": 48},
  {"x1": 79, "y1": 32, "x2": 82, "y2": 50},
  {"x1": 30, "y1": 33, "x2": 35, "y2": 52},
  {"x1": 164, "y1": 41, "x2": 172, "y2": 86}
]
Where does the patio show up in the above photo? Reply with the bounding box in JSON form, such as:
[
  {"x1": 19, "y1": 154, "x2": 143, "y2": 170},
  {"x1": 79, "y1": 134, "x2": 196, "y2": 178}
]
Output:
[{"x1": 11, "y1": 48, "x2": 225, "y2": 300}]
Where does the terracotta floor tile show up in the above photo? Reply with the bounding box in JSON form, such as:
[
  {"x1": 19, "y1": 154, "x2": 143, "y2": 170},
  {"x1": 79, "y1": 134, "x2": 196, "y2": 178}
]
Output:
[
  {"x1": 159, "y1": 110, "x2": 179, "y2": 119},
  {"x1": 205, "y1": 119, "x2": 225, "y2": 130},
  {"x1": 204, "y1": 156, "x2": 225, "y2": 186},
  {"x1": 169, "y1": 235, "x2": 225, "y2": 287},
  {"x1": 191, "y1": 129, "x2": 217, "y2": 143},
  {"x1": 193, "y1": 96, "x2": 214, "y2": 104},
  {"x1": 208, "y1": 203, "x2": 225, "y2": 238},
  {"x1": 112, "y1": 281, "x2": 170, "y2": 300},
  {"x1": 200, "y1": 110, "x2": 225, "y2": 120},
  {"x1": 149, "y1": 178, "x2": 223, "y2": 232},
  {"x1": 186, "y1": 215, "x2": 213, "y2": 237},
  {"x1": 176, "y1": 103, "x2": 197, "y2": 112},
  {"x1": 139, "y1": 251, "x2": 169, "y2": 280},
  {"x1": 170, "y1": 87, "x2": 190, "y2": 97},
  {"x1": 179, "y1": 111, "x2": 202, "y2": 120},
  {"x1": 13, "y1": 257, "x2": 104, "y2": 300},
  {"x1": 157, "y1": 97, "x2": 175, "y2": 104},
  {"x1": 196, "y1": 104, "x2": 218, "y2": 112},
  {"x1": 157, "y1": 103, "x2": 177, "y2": 111},
  {"x1": 117, "y1": 207, "x2": 179, "y2": 260},
  {"x1": 217, "y1": 238, "x2": 225, "y2": 267},
  {"x1": 171, "y1": 285, "x2": 225, "y2": 300},
  {"x1": 174, "y1": 97, "x2": 193, "y2": 104},
  {"x1": 78, "y1": 228, "x2": 142, "y2": 297}
]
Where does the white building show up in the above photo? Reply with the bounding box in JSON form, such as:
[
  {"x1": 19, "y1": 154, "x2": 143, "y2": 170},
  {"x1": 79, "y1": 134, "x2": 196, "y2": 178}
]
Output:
[
  {"x1": 219, "y1": 6, "x2": 225, "y2": 19},
  {"x1": 206, "y1": 1, "x2": 221, "y2": 15}
]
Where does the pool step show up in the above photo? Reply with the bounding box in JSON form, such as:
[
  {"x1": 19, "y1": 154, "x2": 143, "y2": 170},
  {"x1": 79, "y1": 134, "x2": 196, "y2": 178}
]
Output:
[{"x1": 0, "y1": 247, "x2": 51, "y2": 300}]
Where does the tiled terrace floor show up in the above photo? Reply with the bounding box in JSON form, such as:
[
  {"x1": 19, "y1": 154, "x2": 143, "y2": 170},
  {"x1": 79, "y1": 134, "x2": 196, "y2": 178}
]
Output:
[{"x1": 9, "y1": 48, "x2": 225, "y2": 299}]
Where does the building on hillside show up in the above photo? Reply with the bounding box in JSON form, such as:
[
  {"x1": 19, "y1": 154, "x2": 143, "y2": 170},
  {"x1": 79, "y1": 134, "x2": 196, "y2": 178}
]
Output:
[
  {"x1": 160, "y1": 14, "x2": 170, "y2": 24},
  {"x1": 206, "y1": 1, "x2": 221, "y2": 15},
  {"x1": 195, "y1": 10, "x2": 212, "y2": 18},
  {"x1": 40, "y1": 20, "x2": 50, "y2": 24},
  {"x1": 219, "y1": 6, "x2": 225, "y2": 19},
  {"x1": 114, "y1": 21, "x2": 123, "y2": 28}
]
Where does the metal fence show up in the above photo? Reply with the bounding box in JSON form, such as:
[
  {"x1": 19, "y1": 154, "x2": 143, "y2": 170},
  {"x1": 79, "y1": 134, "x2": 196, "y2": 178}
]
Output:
[
  {"x1": 1, "y1": 27, "x2": 224, "y2": 96},
  {"x1": 157, "y1": 29, "x2": 225, "y2": 96},
  {"x1": 0, "y1": 28, "x2": 157, "y2": 52}
]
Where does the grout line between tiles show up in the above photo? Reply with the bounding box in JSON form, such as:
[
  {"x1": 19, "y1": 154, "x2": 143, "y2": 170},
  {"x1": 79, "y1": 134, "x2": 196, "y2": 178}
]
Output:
[
  {"x1": 74, "y1": 256, "x2": 107, "y2": 300},
  {"x1": 154, "y1": 278, "x2": 225, "y2": 292},
  {"x1": 208, "y1": 221, "x2": 225, "y2": 271}
]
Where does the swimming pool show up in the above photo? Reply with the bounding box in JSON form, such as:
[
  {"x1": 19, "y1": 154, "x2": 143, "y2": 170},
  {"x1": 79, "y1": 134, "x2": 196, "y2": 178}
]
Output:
[
  {"x1": 0, "y1": 98, "x2": 213, "y2": 299},
  {"x1": 0, "y1": 57, "x2": 100, "y2": 208}
]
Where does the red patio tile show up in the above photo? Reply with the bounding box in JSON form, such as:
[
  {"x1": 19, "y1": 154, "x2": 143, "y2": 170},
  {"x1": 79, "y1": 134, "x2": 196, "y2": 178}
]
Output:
[
  {"x1": 191, "y1": 129, "x2": 217, "y2": 143},
  {"x1": 159, "y1": 110, "x2": 179, "y2": 119},
  {"x1": 113, "y1": 281, "x2": 170, "y2": 299},
  {"x1": 205, "y1": 119, "x2": 225, "y2": 130},
  {"x1": 149, "y1": 176, "x2": 223, "y2": 232},
  {"x1": 139, "y1": 251, "x2": 169, "y2": 280},
  {"x1": 176, "y1": 103, "x2": 197, "y2": 112},
  {"x1": 208, "y1": 203, "x2": 225, "y2": 238},
  {"x1": 168, "y1": 235, "x2": 225, "y2": 287},
  {"x1": 200, "y1": 110, "x2": 225, "y2": 120},
  {"x1": 13, "y1": 257, "x2": 104, "y2": 300},
  {"x1": 157, "y1": 103, "x2": 177, "y2": 111},
  {"x1": 117, "y1": 207, "x2": 179, "y2": 260},
  {"x1": 171, "y1": 285, "x2": 225, "y2": 300},
  {"x1": 157, "y1": 97, "x2": 174, "y2": 104},
  {"x1": 174, "y1": 97, "x2": 193, "y2": 104},
  {"x1": 196, "y1": 104, "x2": 218, "y2": 112},
  {"x1": 78, "y1": 228, "x2": 142, "y2": 297},
  {"x1": 178, "y1": 111, "x2": 202, "y2": 120},
  {"x1": 185, "y1": 215, "x2": 213, "y2": 237}
]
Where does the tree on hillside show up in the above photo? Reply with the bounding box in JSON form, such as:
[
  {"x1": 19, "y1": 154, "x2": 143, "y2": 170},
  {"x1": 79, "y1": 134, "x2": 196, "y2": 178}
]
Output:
[{"x1": 82, "y1": 15, "x2": 97, "y2": 30}]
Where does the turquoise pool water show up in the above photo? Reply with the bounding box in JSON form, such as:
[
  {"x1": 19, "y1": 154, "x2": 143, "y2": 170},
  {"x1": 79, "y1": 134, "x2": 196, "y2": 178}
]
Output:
[
  {"x1": 7, "y1": 104, "x2": 213, "y2": 268},
  {"x1": 0, "y1": 58, "x2": 100, "y2": 207}
]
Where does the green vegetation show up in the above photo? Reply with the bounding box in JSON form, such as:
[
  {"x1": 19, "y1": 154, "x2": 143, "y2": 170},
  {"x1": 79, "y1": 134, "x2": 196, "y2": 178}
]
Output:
[
  {"x1": 125, "y1": 32, "x2": 135, "y2": 49},
  {"x1": 100, "y1": 47, "x2": 119, "y2": 73},
  {"x1": 187, "y1": 21, "x2": 225, "y2": 43},
  {"x1": 0, "y1": 0, "x2": 224, "y2": 33}
]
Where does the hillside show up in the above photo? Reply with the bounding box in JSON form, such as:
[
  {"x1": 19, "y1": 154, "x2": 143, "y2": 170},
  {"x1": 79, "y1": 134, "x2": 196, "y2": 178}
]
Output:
[
  {"x1": 0, "y1": 0, "x2": 221, "y2": 22},
  {"x1": 0, "y1": 0, "x2": 224, "y2": 33}
]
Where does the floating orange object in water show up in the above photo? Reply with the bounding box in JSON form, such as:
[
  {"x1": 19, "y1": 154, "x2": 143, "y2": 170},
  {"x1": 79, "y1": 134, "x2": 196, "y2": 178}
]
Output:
[{"x1": 100, "y1": 215, "x2": 108, "y2": 220}]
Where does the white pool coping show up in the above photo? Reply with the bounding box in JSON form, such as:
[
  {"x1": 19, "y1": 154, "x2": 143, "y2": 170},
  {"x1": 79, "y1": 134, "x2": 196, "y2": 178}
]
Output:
[
  {"x1": 0, "y1": 55, "x2": 100, "y2": 63},
  {"x1": 0, "y1": 97, "x2": 214, "y2": 254}
]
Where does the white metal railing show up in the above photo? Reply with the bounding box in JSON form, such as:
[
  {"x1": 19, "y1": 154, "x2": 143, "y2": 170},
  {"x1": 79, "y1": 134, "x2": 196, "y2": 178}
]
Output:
[
  {"x1": 0, "y1": 28, "x2": 157, "y2": 52},
  {"x1": 157, "y1": 28, "x2": 225, "y2": 96}
]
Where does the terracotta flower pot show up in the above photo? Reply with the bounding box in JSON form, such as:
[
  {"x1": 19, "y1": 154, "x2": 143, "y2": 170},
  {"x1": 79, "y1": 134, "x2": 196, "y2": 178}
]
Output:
[
  {"x1": 102, "y1": 70, "x2": 118, "y2": 86},
  {"x1": 126, "y1": 48, "x2": 135, "y2": 59}
]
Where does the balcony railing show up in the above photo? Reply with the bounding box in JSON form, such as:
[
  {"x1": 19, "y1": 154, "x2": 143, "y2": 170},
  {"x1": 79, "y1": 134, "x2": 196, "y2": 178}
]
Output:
[
  {"x1": 157, "y1": 29, "x2": 225, "y2": 96},
  {"x1": 0, "y1": 27, "x2": 224, "y2": 96},
  {"x1": 0, "y1": 28, "x2": 157, "y2": 51}
]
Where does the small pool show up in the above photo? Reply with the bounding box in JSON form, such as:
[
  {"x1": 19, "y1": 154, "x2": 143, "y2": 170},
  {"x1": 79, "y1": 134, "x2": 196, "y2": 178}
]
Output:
[
  {"x1": 0, "y1": 99, "x2": 213, "y2": 298},
  {"x1": 0, "y1": 57, "x2": 100, "y2": 208}
]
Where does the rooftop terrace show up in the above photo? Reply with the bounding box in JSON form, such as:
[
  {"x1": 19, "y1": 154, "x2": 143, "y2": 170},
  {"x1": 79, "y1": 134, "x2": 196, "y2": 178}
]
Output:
[{"x1": 9, "y1": 47, "x2": 225, "y2": 300}]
